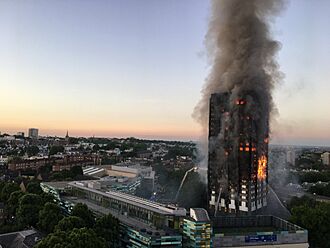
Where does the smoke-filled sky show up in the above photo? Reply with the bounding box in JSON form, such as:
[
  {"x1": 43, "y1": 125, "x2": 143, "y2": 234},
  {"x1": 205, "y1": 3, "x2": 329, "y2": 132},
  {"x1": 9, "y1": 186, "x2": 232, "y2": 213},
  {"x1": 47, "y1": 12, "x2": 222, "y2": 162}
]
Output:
[{"x1": 0, "y1": 0, "x2": 329, "y2": 146}]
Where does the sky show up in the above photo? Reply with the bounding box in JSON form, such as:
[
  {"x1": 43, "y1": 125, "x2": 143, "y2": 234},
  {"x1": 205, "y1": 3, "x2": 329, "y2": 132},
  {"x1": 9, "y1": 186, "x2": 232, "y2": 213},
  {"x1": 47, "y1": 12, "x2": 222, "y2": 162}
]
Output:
[{"x1": 0, "y1": 0, "x2": 329, "y2": 146}]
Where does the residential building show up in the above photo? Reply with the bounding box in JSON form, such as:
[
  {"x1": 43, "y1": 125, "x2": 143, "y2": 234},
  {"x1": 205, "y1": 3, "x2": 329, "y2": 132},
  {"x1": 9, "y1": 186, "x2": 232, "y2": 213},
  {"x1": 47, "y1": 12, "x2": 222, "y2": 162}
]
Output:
[
  {"x1": 286, "y1": 149, "x2": 296, "y2": 166},
  {"x1": 183, "y1": 208, "x2": 212, "y2": 248},
  {"x1": 321, "y1": 152, "x2": 330, "y2": 166},
  {"x1": 28, "y1": 128, "x2": 39, "y2": 139},
  {"x1": 208, "y1": 93, "x2": 269, "y2": 216},
  {"x1": 8, "y1": 155, "x2": 99, "y2": 172},
  {"x1": 8, "y1": 157, "x2": 48, "y2": 171},
  {"x1": 52, "y1": 154, "x2": 100, "y2": 171}
]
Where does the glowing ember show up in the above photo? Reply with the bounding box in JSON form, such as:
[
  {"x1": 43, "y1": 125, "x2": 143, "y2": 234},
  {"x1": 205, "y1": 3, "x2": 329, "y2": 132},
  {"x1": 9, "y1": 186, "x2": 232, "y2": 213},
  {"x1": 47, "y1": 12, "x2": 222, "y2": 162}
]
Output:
[
  {"x1": 257, "y1": 155, "x2": 267, "y2": 180},
  {"x1": 235, "y1": 99, "x2": 246, "y2": 105}
]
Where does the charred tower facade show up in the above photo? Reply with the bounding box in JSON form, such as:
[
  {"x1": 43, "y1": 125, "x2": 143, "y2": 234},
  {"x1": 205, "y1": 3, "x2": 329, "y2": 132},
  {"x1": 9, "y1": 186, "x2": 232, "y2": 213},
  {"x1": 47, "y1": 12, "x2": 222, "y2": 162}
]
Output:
[{"x1": 208, "y1": 93, "x2": 269, "y2": 216}]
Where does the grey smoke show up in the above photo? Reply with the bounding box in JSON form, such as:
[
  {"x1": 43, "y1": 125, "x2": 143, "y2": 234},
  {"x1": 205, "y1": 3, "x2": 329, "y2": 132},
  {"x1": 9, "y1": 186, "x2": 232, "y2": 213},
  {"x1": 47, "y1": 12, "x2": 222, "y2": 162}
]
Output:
[{"x1": 193, "y1": 0, "x2": 285, "y2": 165}]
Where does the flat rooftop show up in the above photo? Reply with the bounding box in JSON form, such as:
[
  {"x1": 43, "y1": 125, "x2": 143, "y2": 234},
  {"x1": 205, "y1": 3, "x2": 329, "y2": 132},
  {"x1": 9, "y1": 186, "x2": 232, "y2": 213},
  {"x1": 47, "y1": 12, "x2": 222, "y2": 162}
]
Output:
[
  {"x1": 190, "y1": 208, "x2": 210, "y2": 222},
  {"x1": 63, "y1": 196, "x2": 179, "y2": 237},
  {"x1": 214, "y1": 226, "x2": 280, "y2": 235},
  {"x1": 41, "y1": 181, "x2": 72, "y2": 190},
  {"x1": 68, "y1": 181, "x2": 186, "y2": 216},
  {"x1": 212, "y1": 215, "x2": 306, "y2": 235}
]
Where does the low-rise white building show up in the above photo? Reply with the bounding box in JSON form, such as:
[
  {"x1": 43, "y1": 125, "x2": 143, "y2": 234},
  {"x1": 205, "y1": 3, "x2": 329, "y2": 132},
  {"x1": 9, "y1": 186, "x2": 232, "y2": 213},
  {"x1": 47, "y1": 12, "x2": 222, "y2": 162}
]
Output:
[
  {"x1": 321, "y1": 152, "x2": 330, "y2": 166},
  {"x1": 286, "y1": 148, "x2": 296, "y2": 166}
]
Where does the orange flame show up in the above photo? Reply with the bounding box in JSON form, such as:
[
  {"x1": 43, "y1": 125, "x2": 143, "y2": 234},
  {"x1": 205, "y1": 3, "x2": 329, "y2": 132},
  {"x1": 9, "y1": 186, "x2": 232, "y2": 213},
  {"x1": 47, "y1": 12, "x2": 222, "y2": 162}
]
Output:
[
  {"x1": 236, "y1": 99, "x2": 246, "y2": 105},
  {"x1": 257, "y1": 155, "x2": 267, "y2": 180}
]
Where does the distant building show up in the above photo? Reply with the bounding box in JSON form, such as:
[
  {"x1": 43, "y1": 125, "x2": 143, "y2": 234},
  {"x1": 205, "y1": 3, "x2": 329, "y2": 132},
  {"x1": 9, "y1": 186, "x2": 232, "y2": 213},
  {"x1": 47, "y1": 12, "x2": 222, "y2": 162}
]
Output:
[
  {"x1": 286, "y1": 149, "x2": 296, "y2": 165},
  {"x1": 321, "y1": 152, "x2": 330, "y2": 166},
  {"x1": 137, "y1": 151, "x2": 152, "y2": 159},
  {"x1": 17, "y1": 132, "x2": 25, "y2": 137},
  {"x1": 8, "y1": 157, "x2": 48, "y2": 171},
  {"x1": 28, "y1": 128, "x2": 39, "y2": 139},
  {"x1": 8, "y1": 155, "x2": 100, "y2": 172},
  {"x1": 104, "y1": 163, "x2": 154, "y2": 180},
  {"x1": 52, "y1": 154, "x2": 100, "y2": 172}
]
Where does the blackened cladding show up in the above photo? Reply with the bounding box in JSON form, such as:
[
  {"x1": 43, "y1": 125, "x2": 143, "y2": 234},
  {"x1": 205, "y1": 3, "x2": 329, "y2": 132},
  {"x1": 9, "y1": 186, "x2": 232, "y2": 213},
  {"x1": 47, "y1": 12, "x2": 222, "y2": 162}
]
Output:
[{"x1": 208, "y1": 92, "x2": 269, "y2": 216}]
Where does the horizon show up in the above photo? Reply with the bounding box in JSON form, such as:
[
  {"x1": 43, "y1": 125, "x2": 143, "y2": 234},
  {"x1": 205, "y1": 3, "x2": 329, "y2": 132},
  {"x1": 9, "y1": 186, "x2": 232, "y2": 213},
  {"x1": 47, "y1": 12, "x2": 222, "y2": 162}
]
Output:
[
  {"x1": 2, "y1": 128, "x2": 330, "y2": 148},
  {"x1": 1, "y1": 0, "x2": 330, "y2": 146}
]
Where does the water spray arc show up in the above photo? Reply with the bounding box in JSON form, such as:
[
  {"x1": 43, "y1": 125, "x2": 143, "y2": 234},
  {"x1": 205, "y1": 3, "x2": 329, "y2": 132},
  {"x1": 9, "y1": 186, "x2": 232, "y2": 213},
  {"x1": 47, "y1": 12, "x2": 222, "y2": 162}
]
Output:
[{"x1": 174, "y1": 167, "x2": 198, "y2": 203}]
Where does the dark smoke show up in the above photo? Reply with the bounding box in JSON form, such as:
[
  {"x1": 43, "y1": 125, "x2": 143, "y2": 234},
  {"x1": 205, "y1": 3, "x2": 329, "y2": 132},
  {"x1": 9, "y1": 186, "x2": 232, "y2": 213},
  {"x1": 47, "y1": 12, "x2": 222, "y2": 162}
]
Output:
[{"x1": 193, "y1": 0, "x2": 285, "y2": 166}]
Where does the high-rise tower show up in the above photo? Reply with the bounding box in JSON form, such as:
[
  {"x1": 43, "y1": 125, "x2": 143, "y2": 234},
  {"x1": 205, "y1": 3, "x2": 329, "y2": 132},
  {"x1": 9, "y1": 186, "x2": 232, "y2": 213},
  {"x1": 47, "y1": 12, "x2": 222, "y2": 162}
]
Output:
[
  {"x1": 28, "y1": 128, "x2": 39, "y2": 139},
  {"x1": 208, "y1": 93, "x2": 268, "y2": 216}
]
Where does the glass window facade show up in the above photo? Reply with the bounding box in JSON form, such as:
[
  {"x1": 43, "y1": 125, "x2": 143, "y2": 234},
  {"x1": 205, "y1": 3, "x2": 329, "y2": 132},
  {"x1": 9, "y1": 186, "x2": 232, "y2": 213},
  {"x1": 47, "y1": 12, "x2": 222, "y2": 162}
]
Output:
[{"x1": 183, "y1": 219, "x2": 212, "y2": 248}]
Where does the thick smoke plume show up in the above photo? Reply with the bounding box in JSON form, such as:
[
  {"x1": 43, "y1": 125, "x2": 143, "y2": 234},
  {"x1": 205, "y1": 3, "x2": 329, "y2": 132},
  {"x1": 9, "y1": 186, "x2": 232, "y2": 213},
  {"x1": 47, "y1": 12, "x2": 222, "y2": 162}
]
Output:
[{"x1": 194, "y1": 0, "x2": 285, "y2": 167}]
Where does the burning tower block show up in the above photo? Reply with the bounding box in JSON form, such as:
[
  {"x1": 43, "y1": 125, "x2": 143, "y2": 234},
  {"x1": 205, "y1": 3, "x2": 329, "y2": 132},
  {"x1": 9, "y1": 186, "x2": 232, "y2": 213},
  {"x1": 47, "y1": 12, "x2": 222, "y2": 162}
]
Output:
[{"x1": 208, "y1": 93, "x2": 269, "y2": 216}]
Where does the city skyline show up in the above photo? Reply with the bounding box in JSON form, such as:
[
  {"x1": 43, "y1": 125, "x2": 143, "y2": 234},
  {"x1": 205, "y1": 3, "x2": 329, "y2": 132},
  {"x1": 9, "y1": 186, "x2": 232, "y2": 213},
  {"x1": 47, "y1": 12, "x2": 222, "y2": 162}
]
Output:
[{"x1": 1, "y1": 0, "x2": 330, "y2": 146}]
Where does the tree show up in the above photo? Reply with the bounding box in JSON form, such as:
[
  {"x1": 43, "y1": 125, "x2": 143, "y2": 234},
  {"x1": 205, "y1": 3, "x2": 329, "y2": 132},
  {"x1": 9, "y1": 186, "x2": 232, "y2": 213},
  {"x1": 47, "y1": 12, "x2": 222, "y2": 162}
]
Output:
[
  {"x1": 288, "y1": 195, "x2": 316, "y2": 211},
  {"x1": 68, "y1": 137, "x2": 79, "y2": 144},
  {"x1": 17, "y1": 193, "x2": 42, "y2": 227},
  {"x1": 38, "y1": 202, "x2": 63, "y2": 233},
  {"x1": 164, "y1": 146, "x2": 195, "y2": 160},
  {"x1": 6, "y1": 190, "x2": 25, "y2": 218},
  {"x1": 68, "y1": 228, "x2": 106, "y2": 248},
  {"x1": 105, "y1": 142, "x2": 117, "y2": 150},
  {"x1": 94, "y1": 214, "x2": 120, "y2": 247},
  {"x1": 71, "y1": 203, "x2": 95, "y2": 228},
  {"x1": 309, "y1": 183, "x2": 330, "y2": 197},
  {"x1": 290, "y1": 202, "x2": 330, "y2": 248},
  {"x1": 0, "y1": 181, "x2": 5, "y2": 193},
  {"x1": 26, "y1": 181, "x2": 43, "y2": 195},
  {"x1": 40, "y1": 192, "x2": 55, "y2": 205},
  {"x1": 49, "y1": 169, "x2": 76, "y2": 181},
  {"x1": 26, "y1": 146, "x2": 40, "y2": 157},
  {"x1": 70, "y1": 166, "x2": 83, "y2": 178},
  {"x1": 34, "y1": 231, "x2": 70, "y2": 248},
  {"x1": 49, "y1": 145, "x2": 64, "y2": 156},
  {"x1": 35, "y1": 228, "x2": 106, "y2": 248},
  {"x1": 92, "y1": 144, "x2": 100, "y2": 151},
  {"x1": 18, "y1": 148, "x2": 26, "y2": 156},
  {"x1": 0, "y1": 182, "x2": 20, "y2": 202},
  {"x1": 55, "y1": 216, "x2": 86, "y2": 232}
]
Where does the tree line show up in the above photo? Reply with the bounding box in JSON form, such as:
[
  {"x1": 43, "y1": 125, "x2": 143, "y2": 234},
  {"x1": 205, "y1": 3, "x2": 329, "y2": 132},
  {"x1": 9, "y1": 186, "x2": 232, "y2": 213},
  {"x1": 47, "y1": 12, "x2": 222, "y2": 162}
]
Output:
[
  {"x1": 288, "y1": 195, "x2": 330, "y2": 248},
  {"x1": 0, "y1": 180, "x2": 119, "y2": 248}
]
